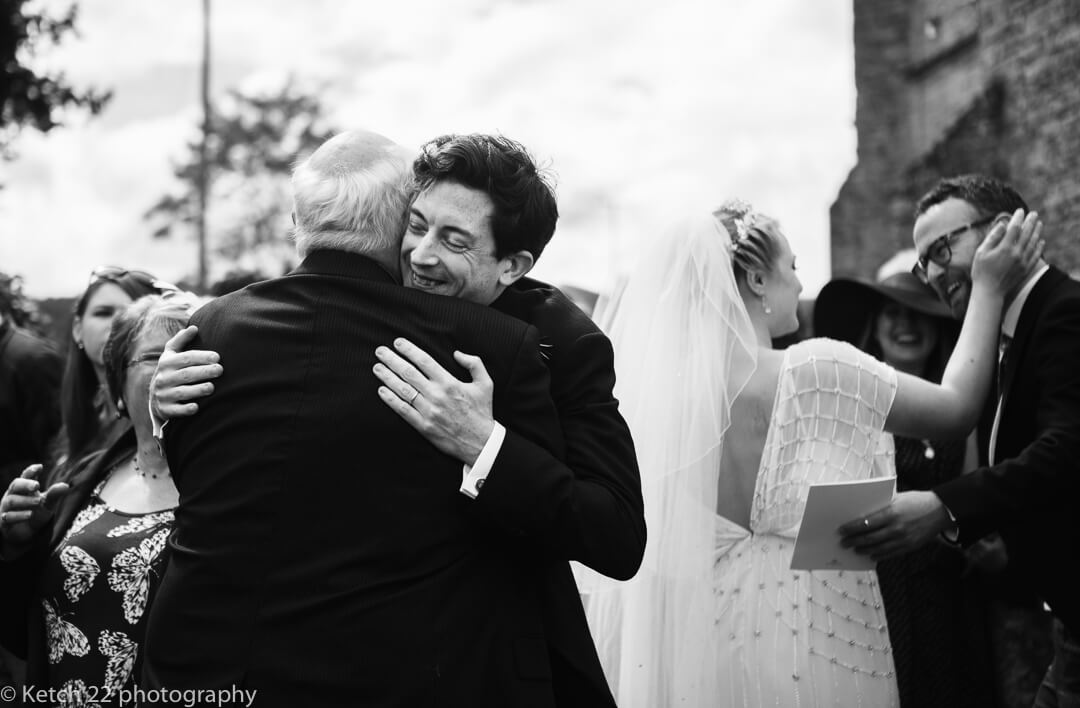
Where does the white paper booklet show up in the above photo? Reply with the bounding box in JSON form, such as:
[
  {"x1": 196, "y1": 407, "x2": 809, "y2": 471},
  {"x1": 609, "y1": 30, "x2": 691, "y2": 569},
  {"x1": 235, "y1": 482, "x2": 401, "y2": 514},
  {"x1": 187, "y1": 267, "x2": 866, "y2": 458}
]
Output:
[{"x1": 789, "y1": 476, "x2": 896, "y2": 571}]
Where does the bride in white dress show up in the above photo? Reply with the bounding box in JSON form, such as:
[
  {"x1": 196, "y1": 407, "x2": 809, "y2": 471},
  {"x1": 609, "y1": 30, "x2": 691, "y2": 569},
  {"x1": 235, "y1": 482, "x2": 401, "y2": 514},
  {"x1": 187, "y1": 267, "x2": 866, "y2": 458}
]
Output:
[{"x1": 581, "y1": 201, "x2": 1041, "y2": 707}]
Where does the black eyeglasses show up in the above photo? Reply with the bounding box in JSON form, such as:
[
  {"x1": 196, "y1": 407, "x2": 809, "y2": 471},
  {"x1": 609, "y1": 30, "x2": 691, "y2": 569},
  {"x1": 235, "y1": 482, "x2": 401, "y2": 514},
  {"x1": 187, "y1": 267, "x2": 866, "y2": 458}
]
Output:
[
  {"x1": 89, "y1": 265, "x2": 179, "y2": 293},
  {"x1": 912, "y1": 215, "x2": 997, "y2": 283}
]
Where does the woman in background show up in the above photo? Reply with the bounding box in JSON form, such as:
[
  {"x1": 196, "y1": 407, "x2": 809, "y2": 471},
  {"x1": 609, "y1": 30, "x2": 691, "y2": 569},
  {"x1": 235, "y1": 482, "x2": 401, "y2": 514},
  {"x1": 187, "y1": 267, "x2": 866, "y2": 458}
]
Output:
[
  {"x1": 0, "y1": 294, "x2": 201, "y2": 706},
  {"x1": 55, "y1": 267, "x2": 173, "y2": 470},
  {"x1": 814, "y1": 252, "x2": 995, "y2": 707}
]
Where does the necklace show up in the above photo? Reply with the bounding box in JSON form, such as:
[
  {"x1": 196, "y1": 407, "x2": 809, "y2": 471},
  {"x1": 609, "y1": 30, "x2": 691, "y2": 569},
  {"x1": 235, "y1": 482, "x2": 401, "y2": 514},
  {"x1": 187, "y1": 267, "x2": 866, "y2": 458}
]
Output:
[{"x1": 132, "y1": 454, "x2": 166, "y2": 480}]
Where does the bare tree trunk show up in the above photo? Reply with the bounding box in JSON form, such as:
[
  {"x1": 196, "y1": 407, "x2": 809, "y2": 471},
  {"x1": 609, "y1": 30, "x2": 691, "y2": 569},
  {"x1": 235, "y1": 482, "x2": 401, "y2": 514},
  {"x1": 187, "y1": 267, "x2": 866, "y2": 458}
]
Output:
[{"x1": 196, "y1": 0, "x2": 211, "y2": 291}]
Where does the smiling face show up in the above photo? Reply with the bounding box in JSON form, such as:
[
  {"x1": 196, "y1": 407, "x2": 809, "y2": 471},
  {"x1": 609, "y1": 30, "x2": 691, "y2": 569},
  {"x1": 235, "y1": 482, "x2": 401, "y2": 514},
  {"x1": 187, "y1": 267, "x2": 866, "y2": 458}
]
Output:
[
  {"x1": 401, "y1": 180, "x2": 532, "y2": 305},
  {"x1": 912, "y1": 197, "x2": 990, "y2": 319},
  {"x1": 873, "y1": 302, "x2": 940, "y2": 375},
  {"x1": 73, "y1": 283, "x2": 136, "y2": 368}
]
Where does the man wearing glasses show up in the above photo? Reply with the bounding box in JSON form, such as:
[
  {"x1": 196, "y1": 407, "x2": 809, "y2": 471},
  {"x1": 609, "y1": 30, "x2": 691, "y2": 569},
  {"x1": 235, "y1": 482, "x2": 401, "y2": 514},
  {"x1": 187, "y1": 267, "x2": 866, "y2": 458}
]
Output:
[
  {"x1": 910, "y1": 212, "x2": 998, "y2": 312},
  {"x1": 843, "y1": 174, "x2": 1080, "y2": 706}
]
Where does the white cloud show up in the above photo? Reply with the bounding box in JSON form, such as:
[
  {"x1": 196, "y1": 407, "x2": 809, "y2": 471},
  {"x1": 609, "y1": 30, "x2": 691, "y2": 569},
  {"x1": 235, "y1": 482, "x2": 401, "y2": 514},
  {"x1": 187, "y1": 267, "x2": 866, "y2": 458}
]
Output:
[{"x1": 1, "y1": 0, "x2": 855, "y2": 300}]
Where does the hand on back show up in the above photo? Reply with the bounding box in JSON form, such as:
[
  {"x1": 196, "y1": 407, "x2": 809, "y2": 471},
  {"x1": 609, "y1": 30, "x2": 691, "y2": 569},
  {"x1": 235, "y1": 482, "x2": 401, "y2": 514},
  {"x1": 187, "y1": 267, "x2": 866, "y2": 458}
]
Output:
[
  {"x1": 374, "y1": 338, "x2": 495, "y2": 466},
  {"x1": 151, "y1": 325, "x2": 223, "y2": 420}
]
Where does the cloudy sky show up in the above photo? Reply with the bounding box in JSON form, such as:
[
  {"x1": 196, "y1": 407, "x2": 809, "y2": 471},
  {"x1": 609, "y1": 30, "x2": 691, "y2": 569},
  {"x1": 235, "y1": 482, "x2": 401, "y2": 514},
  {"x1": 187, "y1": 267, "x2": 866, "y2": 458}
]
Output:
[{"x1": 0, "y1": 0, "x2": 856, "y2": 300}]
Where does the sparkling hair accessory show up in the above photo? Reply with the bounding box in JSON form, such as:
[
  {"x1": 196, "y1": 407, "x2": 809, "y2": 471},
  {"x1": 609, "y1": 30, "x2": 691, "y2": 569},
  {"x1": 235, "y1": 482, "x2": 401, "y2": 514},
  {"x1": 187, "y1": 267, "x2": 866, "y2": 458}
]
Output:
[{"x1": 718, "y1": 198, "x2": 755, "y2": 251}]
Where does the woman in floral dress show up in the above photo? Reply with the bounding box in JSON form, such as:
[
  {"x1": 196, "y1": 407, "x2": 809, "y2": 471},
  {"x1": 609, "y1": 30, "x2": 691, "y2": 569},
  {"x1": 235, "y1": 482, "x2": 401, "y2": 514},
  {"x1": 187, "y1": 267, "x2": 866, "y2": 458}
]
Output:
[{"x1": 0, "y1": 294, "x2": 205, "y2": 706}]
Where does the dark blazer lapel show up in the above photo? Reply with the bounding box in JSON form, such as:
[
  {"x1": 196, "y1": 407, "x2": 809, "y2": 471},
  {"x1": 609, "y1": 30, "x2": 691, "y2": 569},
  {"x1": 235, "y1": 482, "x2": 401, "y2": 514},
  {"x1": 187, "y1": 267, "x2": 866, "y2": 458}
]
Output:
[
  {"x1": 491, "y1": 278, "x2": 542, "y2": 323},
  {"x1": 999, "y1": 266, "x2": 1067, "y2": 413}
]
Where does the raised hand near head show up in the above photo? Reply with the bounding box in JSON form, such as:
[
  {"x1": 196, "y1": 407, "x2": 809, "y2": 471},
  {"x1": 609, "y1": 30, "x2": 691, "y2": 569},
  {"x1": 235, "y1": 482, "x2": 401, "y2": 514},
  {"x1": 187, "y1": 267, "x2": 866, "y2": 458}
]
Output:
[
  {"x1": 971, "y1": 208, "x2": 1044, "y2": 296},
  {"x1": 0, "y1": 464, "x2": 70, "y2": 559},
  {"x1": 150, "y1": 325, "x2": 223, "y2": 421}
]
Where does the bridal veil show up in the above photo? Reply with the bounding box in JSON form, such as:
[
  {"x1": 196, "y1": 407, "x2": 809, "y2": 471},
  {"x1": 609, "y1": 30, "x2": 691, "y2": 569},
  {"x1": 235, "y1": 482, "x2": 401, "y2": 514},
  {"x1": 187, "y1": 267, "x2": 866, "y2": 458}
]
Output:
[{"x1": 582, "y1": 208, "x2": 759, "y2": 705}]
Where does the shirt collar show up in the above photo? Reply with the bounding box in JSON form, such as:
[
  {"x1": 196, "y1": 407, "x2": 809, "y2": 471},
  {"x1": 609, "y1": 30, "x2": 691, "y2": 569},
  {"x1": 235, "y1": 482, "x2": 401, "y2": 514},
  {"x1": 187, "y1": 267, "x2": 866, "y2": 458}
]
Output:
[
  {"x1": 1002, "y1": 263, "x2": 1050, "y2": 337},
  {"x1": 294, "y1": 249, "x2": 398, "y2": 284}
]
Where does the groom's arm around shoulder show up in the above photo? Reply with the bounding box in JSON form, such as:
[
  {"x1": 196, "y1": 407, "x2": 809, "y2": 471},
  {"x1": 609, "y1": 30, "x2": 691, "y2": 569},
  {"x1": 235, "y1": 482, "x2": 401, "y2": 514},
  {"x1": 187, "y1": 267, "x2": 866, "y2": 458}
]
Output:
[
  {"x1": 935, "y1": 273, "x2": 1080, "y2": 543},
  {"x1": 477, "y1": 279, "x2": 645, "y2": 581}
]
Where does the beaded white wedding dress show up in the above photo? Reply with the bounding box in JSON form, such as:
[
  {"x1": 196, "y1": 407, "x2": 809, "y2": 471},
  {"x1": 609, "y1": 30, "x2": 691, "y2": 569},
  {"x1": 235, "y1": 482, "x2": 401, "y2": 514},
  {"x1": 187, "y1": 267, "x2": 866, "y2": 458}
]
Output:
[
  {"x1": 583, "y1": 210, "x2": 902, "y2": 708},
  {"x1": 710, "y1": 338, "x2": 900, "y2": 708}
]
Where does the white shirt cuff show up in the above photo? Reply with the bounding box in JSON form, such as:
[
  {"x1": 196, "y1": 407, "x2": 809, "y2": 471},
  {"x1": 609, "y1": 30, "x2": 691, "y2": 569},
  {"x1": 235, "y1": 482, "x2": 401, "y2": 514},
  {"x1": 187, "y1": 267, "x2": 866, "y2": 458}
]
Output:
[
  {"x1": 149, "y1": 399, "x2": 168, "y2": 454},
  {"x1": 460, "y1": 422, "x2": 506, "y2": 500},
  {"x1": 940, "y1": 499, "x2": 960, "y2": 543}
]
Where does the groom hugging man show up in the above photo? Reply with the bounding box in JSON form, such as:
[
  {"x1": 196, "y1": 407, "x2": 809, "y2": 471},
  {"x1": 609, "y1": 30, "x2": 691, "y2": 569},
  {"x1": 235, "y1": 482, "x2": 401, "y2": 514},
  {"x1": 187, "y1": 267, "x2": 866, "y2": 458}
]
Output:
[{"x1": 145, "y1": 131, "x2": 644, "y2": 707}]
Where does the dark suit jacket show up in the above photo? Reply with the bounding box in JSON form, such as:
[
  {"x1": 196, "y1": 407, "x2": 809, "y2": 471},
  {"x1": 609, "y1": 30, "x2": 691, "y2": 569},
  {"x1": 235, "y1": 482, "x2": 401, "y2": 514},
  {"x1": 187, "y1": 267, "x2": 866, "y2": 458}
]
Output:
[
  {"x1": 487, "y1": 278, "x2": 645, "y2": 706},
  {"x1": 0, "y1": 430, "x2": 135, "y2": 688},
  {"x1": 936, "y1": 265, "x2": 1080, "y2": 634},
  {"x1": 143, "y1": 251, "x2": 577, "y2": 708},
  {"x1": 0, "y1": 320, "x2": 62, "y2": 487}
]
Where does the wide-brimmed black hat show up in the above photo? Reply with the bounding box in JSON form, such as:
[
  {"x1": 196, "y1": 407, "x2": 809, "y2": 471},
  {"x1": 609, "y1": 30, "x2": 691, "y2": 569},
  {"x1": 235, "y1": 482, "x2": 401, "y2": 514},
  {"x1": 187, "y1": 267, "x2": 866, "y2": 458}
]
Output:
[{"x1": 812, "y1": 271, "x2": 954, "y2": 345}]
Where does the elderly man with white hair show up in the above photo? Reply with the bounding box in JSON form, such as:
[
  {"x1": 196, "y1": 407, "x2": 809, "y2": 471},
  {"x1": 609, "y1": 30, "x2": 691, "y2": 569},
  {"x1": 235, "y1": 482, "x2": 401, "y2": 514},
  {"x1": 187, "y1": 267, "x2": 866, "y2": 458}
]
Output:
[{"x1": 142, "y1": 130, "x2": 592, "y2": 708}]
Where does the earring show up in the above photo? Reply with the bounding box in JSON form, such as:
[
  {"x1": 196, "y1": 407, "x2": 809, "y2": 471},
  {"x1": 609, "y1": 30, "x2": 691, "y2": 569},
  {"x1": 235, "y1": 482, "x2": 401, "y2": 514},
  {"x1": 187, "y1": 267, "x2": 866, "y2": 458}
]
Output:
[
  {"x1": 761, "y1": 295, "x2": 772, "y2": 315},
  {"x1": 76, "y1": 340, "x2": 85, "y2": 351}
]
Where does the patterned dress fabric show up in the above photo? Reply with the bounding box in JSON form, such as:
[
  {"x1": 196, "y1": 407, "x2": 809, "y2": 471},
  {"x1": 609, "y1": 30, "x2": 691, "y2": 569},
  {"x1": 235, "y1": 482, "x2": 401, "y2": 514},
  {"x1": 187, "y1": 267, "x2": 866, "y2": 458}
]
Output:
[
  {"x1": 37, "y1": 476, "x2": 174, "y2": 707},
  {"x1": 876, "y1": 435, "x2": 996, "y2": 707},
  {"x1": 712, "y1": 338, "x2": 900, "y2": 707}
]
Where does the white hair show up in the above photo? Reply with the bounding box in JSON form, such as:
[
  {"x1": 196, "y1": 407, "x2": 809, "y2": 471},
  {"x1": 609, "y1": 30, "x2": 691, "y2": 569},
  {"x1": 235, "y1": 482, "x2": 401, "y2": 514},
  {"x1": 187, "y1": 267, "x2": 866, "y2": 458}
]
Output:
[{"x1": 290, "y1": 142, "x2": 415, "y2": 259}]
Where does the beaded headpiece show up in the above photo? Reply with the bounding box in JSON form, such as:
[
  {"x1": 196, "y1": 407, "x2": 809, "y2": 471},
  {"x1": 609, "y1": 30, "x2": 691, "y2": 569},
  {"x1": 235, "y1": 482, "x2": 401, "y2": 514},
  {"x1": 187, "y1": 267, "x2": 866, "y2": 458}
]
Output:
[{"x1": 717, "y1": 198, "x2": 755, "y2": 252}]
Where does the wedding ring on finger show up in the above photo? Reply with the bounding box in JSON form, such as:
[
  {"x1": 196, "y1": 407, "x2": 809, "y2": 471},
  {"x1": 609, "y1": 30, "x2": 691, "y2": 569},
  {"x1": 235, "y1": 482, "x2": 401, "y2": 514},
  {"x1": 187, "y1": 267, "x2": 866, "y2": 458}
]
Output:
[{"x1": 406, "y1": 387, "x2": 420, "y2": 405}]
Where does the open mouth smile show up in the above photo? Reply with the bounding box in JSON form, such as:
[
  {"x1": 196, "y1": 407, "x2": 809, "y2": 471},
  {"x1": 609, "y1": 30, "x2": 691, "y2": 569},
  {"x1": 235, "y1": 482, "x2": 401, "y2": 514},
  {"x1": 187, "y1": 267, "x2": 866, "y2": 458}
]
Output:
[{"x1": 410, "y1": 270, "x2": 443, "y2": 289}]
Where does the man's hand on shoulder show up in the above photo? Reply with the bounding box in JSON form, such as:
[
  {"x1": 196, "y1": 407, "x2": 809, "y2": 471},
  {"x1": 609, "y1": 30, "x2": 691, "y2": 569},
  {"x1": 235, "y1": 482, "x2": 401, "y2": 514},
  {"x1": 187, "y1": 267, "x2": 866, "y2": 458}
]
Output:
[
  {"x1": 151, "y1": 325, "x2": 223, "y2": 422},
  {"x1": 374, "y1": 338, "x2": 494, "y2": 465}
]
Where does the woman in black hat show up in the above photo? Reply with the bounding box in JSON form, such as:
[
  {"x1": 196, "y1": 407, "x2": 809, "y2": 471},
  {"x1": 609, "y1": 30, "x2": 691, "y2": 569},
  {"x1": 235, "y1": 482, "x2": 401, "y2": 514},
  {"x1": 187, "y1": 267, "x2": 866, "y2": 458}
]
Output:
[
  {"x1": 814, "y1": 251, "x2": 995, "y2": 708},
  {"x1": 813, "y1": 253, "x2": 959, "y2": 384}
]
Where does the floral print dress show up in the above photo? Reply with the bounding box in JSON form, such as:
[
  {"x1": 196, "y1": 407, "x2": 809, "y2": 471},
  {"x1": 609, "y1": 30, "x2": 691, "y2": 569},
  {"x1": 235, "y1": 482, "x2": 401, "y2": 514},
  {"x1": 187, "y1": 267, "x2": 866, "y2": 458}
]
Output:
[{"x1": 38, "y1": 474, "x2": 174, "y2": 707}]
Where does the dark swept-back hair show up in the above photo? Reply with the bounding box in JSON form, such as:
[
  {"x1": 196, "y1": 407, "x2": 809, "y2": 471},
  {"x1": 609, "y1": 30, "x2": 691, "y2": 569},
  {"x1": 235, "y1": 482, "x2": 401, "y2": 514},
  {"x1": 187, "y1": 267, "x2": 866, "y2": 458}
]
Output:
[
  {"x1": 59, "y1": 269, "x2": 166, "y2": 464},
  {"x1": 411, "y1": 134, "x2": 559, "y2": 261},
  {"x1": 103, "y1": 295, "x2": 198, "y2": 417},
  {"x1": 915, "y1": 174, "x2": 1029, "y2": 220}
]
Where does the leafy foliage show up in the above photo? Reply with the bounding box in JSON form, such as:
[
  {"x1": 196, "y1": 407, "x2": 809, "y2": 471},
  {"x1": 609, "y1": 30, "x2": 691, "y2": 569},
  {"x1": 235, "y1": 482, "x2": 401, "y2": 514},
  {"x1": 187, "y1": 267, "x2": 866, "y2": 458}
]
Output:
[
  {"x1": 0, "y1": 271, "x2": 50, "y2": 336},
  {"x1": 145, "y1": 79, "x2": 337, "y2": 267},
  {"x1": 0, "y1": 0, "x2": 111, "y2": 159}
]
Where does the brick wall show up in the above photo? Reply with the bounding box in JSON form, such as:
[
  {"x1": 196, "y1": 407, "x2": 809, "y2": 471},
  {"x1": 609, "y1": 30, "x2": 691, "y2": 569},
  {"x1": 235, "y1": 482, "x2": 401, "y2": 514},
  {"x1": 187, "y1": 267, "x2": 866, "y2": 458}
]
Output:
[
  {"x1": 832, "y1": 0, "x2": 1080, "y2": 279},
  {"x1": 830, "y1": 0, "x2": 912, "y2": 277}
]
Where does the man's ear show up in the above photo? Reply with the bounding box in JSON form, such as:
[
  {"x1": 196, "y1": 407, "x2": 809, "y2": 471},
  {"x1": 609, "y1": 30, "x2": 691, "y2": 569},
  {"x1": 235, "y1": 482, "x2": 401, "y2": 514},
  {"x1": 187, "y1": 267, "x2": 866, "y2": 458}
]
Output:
[
  {"x1": 497, "y1": 250, "x2": 536, "y2": 287},
  {"x1": 745, "y1": 269, "x2": 768, "y2": 298},
  {"x1": 976, "y1": 213, "x2": 1011, "y2": 246}
]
